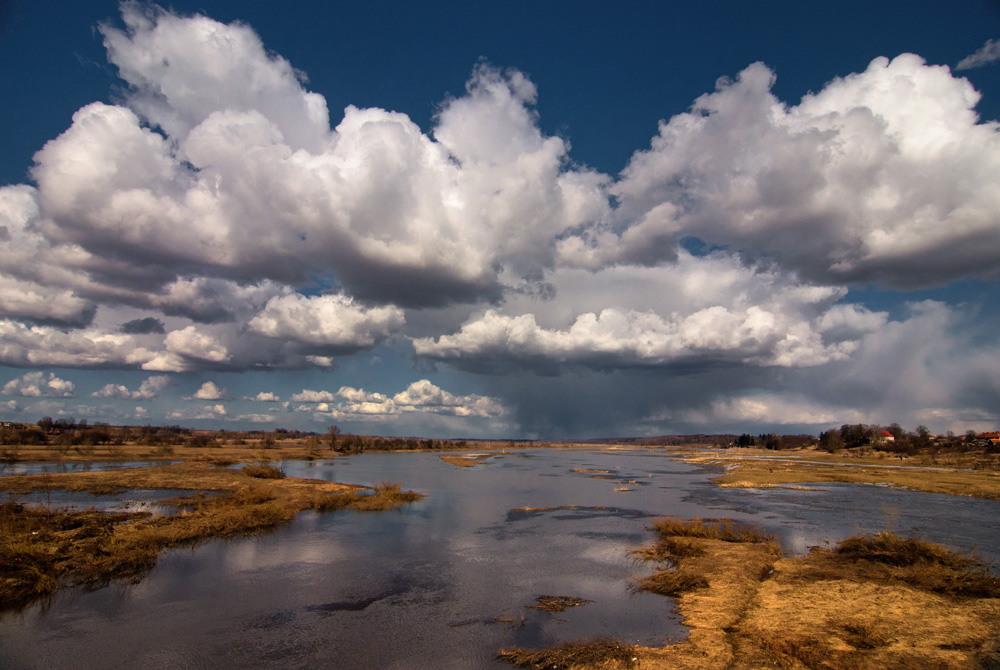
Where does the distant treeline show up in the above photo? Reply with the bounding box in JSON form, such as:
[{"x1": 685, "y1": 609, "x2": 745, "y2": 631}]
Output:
[
  {"x1": 817, "y1": 423, "x2": 998, "y2": 455},
  {"x1": 583, "y1": 434, "x2": 818, "y2": 449}
]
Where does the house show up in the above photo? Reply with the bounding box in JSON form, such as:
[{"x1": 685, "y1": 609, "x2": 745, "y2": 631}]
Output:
[
  {"x1": 875, "y1": 430, "x2": 895, "y2": 445},
  {"x1": 978, "y1": 431, "x2": 1000, "y2": 447}
]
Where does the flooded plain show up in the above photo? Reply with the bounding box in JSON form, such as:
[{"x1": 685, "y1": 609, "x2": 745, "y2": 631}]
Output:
[{"x1": 2, "y1": 448, "x2": 999, "y2": 669}]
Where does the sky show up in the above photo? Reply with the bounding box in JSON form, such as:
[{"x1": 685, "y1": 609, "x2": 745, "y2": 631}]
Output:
[{"x1": 1, "y1": 0, "x2": 999, "y2": 439}]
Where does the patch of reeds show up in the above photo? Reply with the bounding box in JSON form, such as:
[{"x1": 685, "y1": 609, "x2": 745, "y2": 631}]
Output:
[
  {"x1": 796, "y1": 532, "x2": 1000, "y2": 599},
  {"x1": 526, "y1": 595, "x2": 593, "y2": 612},
  {"x1": 832, "y1": 616, "x2": 896, "y2": 650},
  {"x1": 630, "y1": 570, "x2": 709, "y2": 596},
  {"x1": 498, "y1": 638, "x2": 638, "y2": 669},
  {"x1": 0, "y1": 501, "x2": 149, "y2": 608},
  {"x1": 209, "y1": 458, "x2": 238, "y2": 467},
  {"x1": 651, "y1": 517, "x2": 774, "y2": 543},
  {"x1": 313, "y1": 482, "x2": 423, "y2": 513},
  {"x1": 835, "y1": 532, "x2": 980, "y2": 569},
  {"x1": 747, "y1": 627, "x2": 932, "y2": 670},
  {"x1": 631, "y1": 536, "x2": 705, "y2": 563},
  {"x1": 241, "y1": 464, "x2": 285, "y2": 479},
  {"x1": 0, "y1": 483, "x2": 295, "y2": 611}
]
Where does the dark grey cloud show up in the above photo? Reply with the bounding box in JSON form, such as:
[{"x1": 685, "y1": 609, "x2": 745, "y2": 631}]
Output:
[{"x1": 121, "y1": 317, "x2": 165, "y2": 334}]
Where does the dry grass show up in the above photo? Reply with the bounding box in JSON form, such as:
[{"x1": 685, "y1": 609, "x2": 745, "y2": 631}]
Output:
[
  {"x1": 683, "y1": 448, "x2": 1000, "y2": 501},
  {"x1": 241, "y1": 464, "x2": 285, "y2": 479},
  {"x1": 795, "y1": 532, "x2": 1000, "y2": 599},
  {"x1": 648, "y1": 517, "x2": 774, "y2": 544},
  {"x1": 626, "y1": 525, "x2": 1000, "y2": 670},
  {"x1": 0, "y1": 463, "x2": 422, "y2": 611},
  {"x1": 498, "y1": 638, "x2": 638, "y2": 669},
  {"x1": 632, "y1": 570, "x2": 709, "y2": 596},
  {"x1": 438, "y1": 453, "x2": 493, "y2": 468},
  {"x1": 313, "y1": 481, "x2": 424, "y2": 512},
  {"x1": 525, "y1": 595, "x2": 593, "y2": 612}
]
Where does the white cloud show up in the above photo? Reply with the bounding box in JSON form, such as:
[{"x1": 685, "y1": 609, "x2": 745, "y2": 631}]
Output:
[
  {"x1": 92, "y1": 374, "x2": 170, "y2": 400},
  {"x1": 565, "y1": 55, "x2": 1000, "y2": 289},
  {"x1": 234, "y1": 413, "x2": 275, "y2": 423},
  {"x1": 168, "y1": 403, "x2": 227, "y2": 420},
  {"x1": 291, "y1": 389, "x2": 338, "y2": 403},
  {"x1": 956, "y1": 38, "x2": 1000, "y2": 70},
  {"x1": 678, "y1": 395, "x2": 871, "y2": 427},
  {"x1": 300, "y1": 380, "x2": 505, "y2": 420},
  {"x1": 248, "y1": 293, "x2": 404, "y2": 352},
  {"x1": 248, "y1": 391, "x2": 280, "y2": 402},
  {"x1": 2, "y1": 372, "x2": 75, "y2": 397},
  {"x1": 0, "y1": 275, "x2": 95, "y2": 327},
  {"x1": 91, "y1": 383, "x2": 132, "y2": 400},
  {"x1": 190, "y1": 381, "x2": 230, "y2": 400},
  {"x1": 414, "y1": 251, "x2": 883, "y2": 372}
]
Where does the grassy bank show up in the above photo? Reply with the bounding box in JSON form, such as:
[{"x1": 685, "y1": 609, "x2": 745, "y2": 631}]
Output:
[
  {"x1": 678, "y1": 447, "x2": 1000, "y2": 501},
  {"x1": 615, "y1": 518, "x2": 1000, "y2": 669},
  {"x1": 0, "y1": 462, "x2": 423, "y2": 611}
]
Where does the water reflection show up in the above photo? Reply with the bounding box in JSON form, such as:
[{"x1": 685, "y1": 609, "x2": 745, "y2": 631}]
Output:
[
  {"x1": 0, "y1": 460, "x2": 177, "y2": 477},
  {"x1": 2, "y1": 449, "x2": 999, "y2": 670}
]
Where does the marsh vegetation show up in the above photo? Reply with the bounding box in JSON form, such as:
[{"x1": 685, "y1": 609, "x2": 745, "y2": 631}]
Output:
[
  {"x1": 623, "y1": 518, "x2": 1000, "y2": 669},
  {"x1": 0, "y1": 462, "x2": 422, "y2": 611}
]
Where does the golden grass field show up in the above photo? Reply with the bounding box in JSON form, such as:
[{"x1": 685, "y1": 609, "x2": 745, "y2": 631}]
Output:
[{"x1": 674, "y1": 446, "x2": 1000, "y2": 501}]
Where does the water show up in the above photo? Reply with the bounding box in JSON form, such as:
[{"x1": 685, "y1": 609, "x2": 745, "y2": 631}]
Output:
[
  {"x1": 2, "y1": 449, "x2": 999, "y2": 669},
  {"x1": 0, "y1": 460, "x2": 177, "y2": 477},
  {"x1": 8, "y1": 488, "x2": 208, "y2": 515}
]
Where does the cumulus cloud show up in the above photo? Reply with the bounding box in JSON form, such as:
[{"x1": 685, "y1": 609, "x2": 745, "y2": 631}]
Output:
[
  {"x1": 0, "y1": 276, "x2": 95, "y2": 327},
  {"x1": 2, "y1": 371, "x2": 75, "y2": 397},
  {"x1": 415, "y1": 251, "x2": 884, "y2": 372},
  {"x1": 189, "y1": 381, "x2": 230, "y2": 401},
  {"x1": 298, "y1": 380, "x2": 505, "y2": 420},
  {"x1": 563, "y1": 55, "x2": 1000, "y2": 289},
  {"x1": 168, "y1": 403, "x2": 227, "y2": 420},
  {"x1": 248, "y1": 293, "x2": 404, "y2": 353},
  {"x1": 247, "y1": 391, "x2": 280, "y2": 402},
  {"x1": 5, "y1": 6, "x2": 614, "y2": 319},
  {"x1": 92, "y1": 374, "x2": 170, "y2": 400},
  {"x1": 234, "y1": 413, "x2": 275, "y2": 423},
  {"x1": 291, "y1": 389, "x2": 338, "y2": 403},
  {"x1": 956, "y1": 38, "x2": 1000, "y2": 70}
]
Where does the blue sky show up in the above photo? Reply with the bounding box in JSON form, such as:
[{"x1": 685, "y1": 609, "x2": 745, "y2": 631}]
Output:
[{"x1": 0, "y1": 0, "x2": 999, "y2": 438}]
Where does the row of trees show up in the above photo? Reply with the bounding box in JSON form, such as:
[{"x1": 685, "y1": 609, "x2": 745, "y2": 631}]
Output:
[
  {"x1": 327, "y1": 426, "x2": 468, "y2": 453},
  {"x1": 734, "y1": 433, "x2": 817, "y2": 450},
  {"x1": 817, "y1": 423, "x2": 993, "y2": 455}
]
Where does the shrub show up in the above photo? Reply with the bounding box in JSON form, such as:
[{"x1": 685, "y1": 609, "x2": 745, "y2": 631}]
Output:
[
  {"x1": 242, "y1": 464, "x2": 284, "y2": 479},
  {"x1": 498, "y1": 638, "x2": 637, "y2": 669}
]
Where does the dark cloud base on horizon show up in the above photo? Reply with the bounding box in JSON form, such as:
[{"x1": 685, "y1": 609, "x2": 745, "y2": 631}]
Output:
[{"x1": 1, "y1": 3, "x2": 999, "y2": 438}]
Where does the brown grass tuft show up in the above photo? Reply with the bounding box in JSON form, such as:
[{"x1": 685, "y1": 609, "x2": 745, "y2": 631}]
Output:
[
  {"x1": 632, "y1": 570, "x2": 709, "y2": 596},
  {"x1": 241, "y1": 464, "x2": 285, "y2": 479},
  {"x1": 498, "y1": 638, "x2": 637, "y2": 669},
  {"x1": 313, "y1": 481, "x2": 424, "y2": 513},
  {"x1": 525, "y1": 595, "x2": 593, "y2": 612},
  {"x1": 650, "y1": 517, "x2": 774, "y2": 544}
]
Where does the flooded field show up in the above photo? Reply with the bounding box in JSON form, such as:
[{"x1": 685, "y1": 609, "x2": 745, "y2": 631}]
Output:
[{"x1": 2, "y1": 448, "x2": 999, "y2": 669}]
